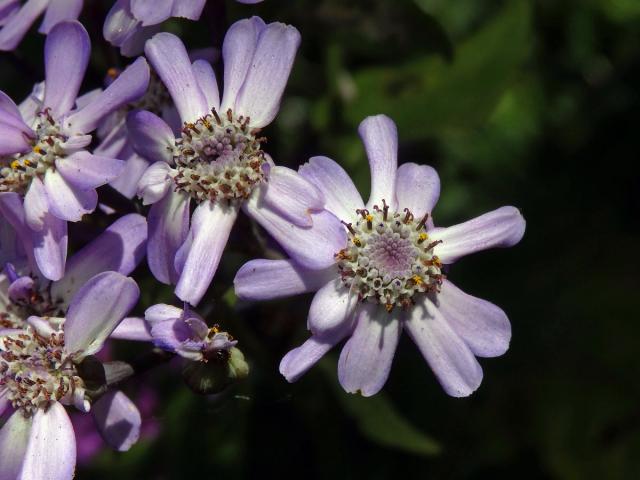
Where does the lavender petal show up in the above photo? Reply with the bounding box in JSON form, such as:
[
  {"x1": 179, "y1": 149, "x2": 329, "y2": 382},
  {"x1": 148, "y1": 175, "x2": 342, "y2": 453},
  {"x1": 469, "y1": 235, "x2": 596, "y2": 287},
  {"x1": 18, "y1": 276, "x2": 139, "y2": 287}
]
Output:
[
  {"x1": 92, "y1": 390, "x2": 141, "y2": 451},
  {"x1": 337, "y1": 304, "x2": 401, "y2": 397},
  {"x1": 43, "y1": 20, "x2": 90, "y2": 118},
  {"x1": 234, "y1": 258, "x2": 334, "y2": 301},
  {"x1": 429, "y1": 206, "x2": 526, "y2": 263},
  {"x1": 64, "y1": 271, "x2": 140, "y2": 357},
  {"x1": 404, "y1": 298, "x2": 483, "y2": 397}
]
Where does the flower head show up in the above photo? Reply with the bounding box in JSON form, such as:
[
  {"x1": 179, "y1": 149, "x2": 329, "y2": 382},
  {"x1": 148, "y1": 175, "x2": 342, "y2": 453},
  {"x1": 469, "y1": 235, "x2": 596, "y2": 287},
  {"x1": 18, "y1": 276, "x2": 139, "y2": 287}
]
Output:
[
  {"x1": 131, "y1": 17, "x2": 325, "y2": 307},
  {"x1": 0, "y1": 213, "x2": 148, "y2": 478},
  {"x1": 0, "y1": 0, "x2": 83, "y2": 51},
  {"x1": 0, "y1": 21, "x2": 149, "y2": 281},
  {"x1": 234, "y1": 114, "x2": 526, "y2": 397}
]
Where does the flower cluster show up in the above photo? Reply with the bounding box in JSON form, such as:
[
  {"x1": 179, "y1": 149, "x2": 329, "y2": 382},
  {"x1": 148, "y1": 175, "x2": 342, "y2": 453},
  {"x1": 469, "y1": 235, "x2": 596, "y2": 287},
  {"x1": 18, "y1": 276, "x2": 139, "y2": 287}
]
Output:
[{"x1": 0, "y1": 3, "x2": 526, "y2": 478}]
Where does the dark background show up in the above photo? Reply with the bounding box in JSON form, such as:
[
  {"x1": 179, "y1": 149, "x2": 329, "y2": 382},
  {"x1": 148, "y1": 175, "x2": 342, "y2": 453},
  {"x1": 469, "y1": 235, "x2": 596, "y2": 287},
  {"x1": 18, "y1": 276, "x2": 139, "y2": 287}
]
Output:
[{"x1": 1, "y1": 0, "x2": 639, "y2": 478}]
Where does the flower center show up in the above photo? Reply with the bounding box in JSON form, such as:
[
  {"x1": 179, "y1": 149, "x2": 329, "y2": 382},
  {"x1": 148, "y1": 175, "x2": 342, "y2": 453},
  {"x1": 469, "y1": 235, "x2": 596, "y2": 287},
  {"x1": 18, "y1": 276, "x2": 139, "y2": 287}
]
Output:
[
  {"x1": 0, "y1": 325, "x2": 84, "y2": 416},
  {"x1": 1, "y1": 276, "x2": 63, "y2": 330},
  {"x1": 0, "y1": 109, "x2": 66, "y2": 195},
  {"x1": 171, "y1": 108, "x2": 267, "y2": 203},
  {"x1": 335, "y1": 200, "x2": 444, "y2": 312}
]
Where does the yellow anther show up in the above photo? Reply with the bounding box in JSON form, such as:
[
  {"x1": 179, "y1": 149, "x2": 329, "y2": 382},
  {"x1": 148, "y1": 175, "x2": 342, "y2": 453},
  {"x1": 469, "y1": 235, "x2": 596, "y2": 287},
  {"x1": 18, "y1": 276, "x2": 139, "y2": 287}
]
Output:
[
  {"x1": 418, "y1": 232, "x2": 428, "y2": 242},
  {"x1": 10, "y1": 160, "x2": 20, "y2": 170},
  {"x1": 432, "y1": 256, "x2": 442, "y2": 268},
  {"x1": 365, "y1": 214, "x2": 373, "y2": 222},
  {"x1": 23, "y1": 159, "x2": 31, "y2": 166},
  {"x1": 32, "y1": 146, "x2": 42, "y2": 154},
  {"x1": 353, "y1": 237, "x2": 362, "y2": 247},
  {"x1": 107, "y1": 67, "x2": 120, "y2": 79},
  {"x1": 412, "y1": 275, "x2": 424, "y2": 285}
]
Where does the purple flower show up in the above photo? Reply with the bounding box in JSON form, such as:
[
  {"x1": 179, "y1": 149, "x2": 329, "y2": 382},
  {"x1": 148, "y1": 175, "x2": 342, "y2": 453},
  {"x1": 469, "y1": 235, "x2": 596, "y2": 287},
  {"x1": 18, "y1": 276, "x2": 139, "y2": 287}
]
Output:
[
  {"x1": 145, "y1": 303, "x2": 236, "y2": 361},
  {"x1": 234, "y1": 114, "x2": 526, "y2": 397},
  {"x1": 131, "y1": 18, "x2": 324, "y2": 307},
  {"x1": 104, "y1": 0, "x2": 264, "y2": 56},
  {"x1": 0, "y1": 0, "x2": 83, "y2": 51},
  {"x1": 0, "y1": 214, "x2": 147, "y2": 477},
  {"x1": 0, "y1": 21, "x2": 150, "y2": 281}
]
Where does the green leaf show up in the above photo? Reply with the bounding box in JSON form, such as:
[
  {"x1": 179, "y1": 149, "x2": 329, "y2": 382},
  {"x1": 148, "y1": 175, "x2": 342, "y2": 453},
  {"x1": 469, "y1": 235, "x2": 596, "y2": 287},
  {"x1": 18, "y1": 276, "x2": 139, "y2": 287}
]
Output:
[
  {"x1": 345, "y1": 1, "x2": 532, "y2": 139},
  {"x1": 319, "y1": 359, "x2": 441, "y2": 456}
]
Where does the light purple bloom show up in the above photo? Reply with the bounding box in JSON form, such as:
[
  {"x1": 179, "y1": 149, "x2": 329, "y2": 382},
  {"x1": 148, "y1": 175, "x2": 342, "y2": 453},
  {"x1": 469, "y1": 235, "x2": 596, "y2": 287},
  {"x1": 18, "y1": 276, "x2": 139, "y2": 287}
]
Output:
[
  {"x1": 0, "y1": 214, "x2": 147, "y2": 478},
  {"x1": 145, "y1": 303, "x2": 236, "y2": 361},
  {"x1": 0, "y1": 21, "x2": 150, "y2": 281},
  {"x1": 103, "y1": 0, "x2": 264, "y2": 56},
  {"x1": 234, "y1": 114, "x2": 526, "y2": 397},
  {"x1": 131, "y1": 18, "x2": 324, "y2": 307},
  {"x1": 0, "y1": 0, "x2": 83, "y2": 51}
]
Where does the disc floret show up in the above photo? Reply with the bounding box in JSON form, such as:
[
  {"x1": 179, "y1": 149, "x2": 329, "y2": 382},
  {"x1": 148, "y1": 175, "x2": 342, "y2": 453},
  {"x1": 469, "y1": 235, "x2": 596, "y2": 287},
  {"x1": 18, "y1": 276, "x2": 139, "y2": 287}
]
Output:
[
  {"x1": 171, "y1": 108, "x2": 267, "y2": 203},
  {"x1": 336, "y1": 200, "x2": 444, "y2": 311},
  {"x1": 0, "y1": 109, "x2": 67, "y2": 195}
]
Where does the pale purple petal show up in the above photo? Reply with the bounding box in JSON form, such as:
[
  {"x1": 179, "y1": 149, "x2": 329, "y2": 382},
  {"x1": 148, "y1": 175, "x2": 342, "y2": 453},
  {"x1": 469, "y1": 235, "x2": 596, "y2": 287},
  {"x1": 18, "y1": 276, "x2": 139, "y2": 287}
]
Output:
[
  {"x1": 92, "y1": 390, "x2": 141, "y2": 451},
  {"x1": 39, "y1": 0, "x2": 83, "y2": 34},
  {"x1": 119, "y1": 23, "x2": 159, "y2": 57},
  {"x1": 359, "y1": 115, "x2": 398, "y2": 209},
  {"x1": 145, "y1": 32, "x2": 208, "y2": 122},
  {"x1": 429, "y1": 206, "x2": 526, "y2": 263},
  {"x1": 43, "y1": 20, "x2": 90, "y2": 118},
  {"x1": 103, "y1": 0, "x2": 139, "y2": 48},
  {"x1": 244, "y1": 194, "x2": 347, "y2": 270},
  {"x1": 0, "y1": 192, "x2": 35, "y2": 267},
  {"x1": 64, "y1": 271, "x2": 140, "y2": 357},
  {"x1": 0, "y1": 1, "x2": 20, "y2": 25},
  {"x1": 130, "y1": 0, "x2": 172, "y2": 26},
  {"x1": 147, "y1": 189, "x2": 190, "y2": 284},
  {"x1": 405, "y1": 298, "x2": 483, "y2": 397},
  {"x1": 435, "y1": 280, "x2": 511, "y2": 358},
  {"x1": 149, "y1": 317, "x2": 194, "y2": 353},
  {"x1": 63, "y1": 57, "x2": 150, "y2": 134},
  {"x1": 280, "y1": 325, "x2": 351, "y2": 383},
  {"x1": 145, "y1": 303, "x2": 182, "y2": 323},
  {"x1": 0, "y1": 410, "x2": 31, "y2": 480},
  {"x1": 137, "y1": 161, "x2": 172, "y2": 205},
  {"x1": 8, "y1": 276, "x2": 33, "y2": 302},
  {"x1": 234, "y1": 22, "x2": 301, "y2": 128},
  {"x1": 23, "y1": 176, "x2": 48, "y2": 231},
  {"x1": 395, "y1": 162, "x2": 440, "y2": 219},
  {"x1": 338, "y1": 304, "x2": 401, "y2": 397},
  {"x1": 18, "y1": 81, "x2": 44, "y2": 126},
  {"x1": 0, "y1": 90, "x2": 33, "y2": 134},
  {"x1": 234, "y1": 258, "x2": 334, "y2": 301},
  {"x1": 261, "y1": 166, "x2": 324, "y2": 227},
  {"x1": 170, "y1": 0, "x2": 205, "y2": 19},
  {"x1": 174, "y1": 201, "x2": 239, "y2": 306},
  {"x1": 51, "y1": 213, "x2": 147, "y2": 302},
  {"x1": 56, "y1": 151, "x2": 126, "y2": 190},
  {"x1": 18, "y1": 402, "x2": 75, "y2": 480},
  {"x1": 0, "y1": 0, "x2": 48, "y2": 51},
  {"x1": 44, "y1": 169, "x2": 97, "y2": 222},
  {"x1": 31, "y1": 209, "x2": 67, "y2": 281},
  {"x1": 192, "y1": 59, "x2": 220, "y2": 111},
  {"x1": 308, "y1": 278, "x2": 357, "y2": 335},
  {"x1": 0, "y1": 122, "x2": 31, "y2": 155},
  {"x1": 109, "y1": 150, "x2": 149, "y2": 199},
  {"x1": 219, "y1": 16, "x2": 265, "y2": 112},
  {"x1": 127, "y1": 109, "x2": 175, "y2": 163},
  {"x1": 110, "y1": 316, "x2": 152, "y2": 341},
  {"x1": 299, "y1": 156, "x2": 364, "y2": 221}
]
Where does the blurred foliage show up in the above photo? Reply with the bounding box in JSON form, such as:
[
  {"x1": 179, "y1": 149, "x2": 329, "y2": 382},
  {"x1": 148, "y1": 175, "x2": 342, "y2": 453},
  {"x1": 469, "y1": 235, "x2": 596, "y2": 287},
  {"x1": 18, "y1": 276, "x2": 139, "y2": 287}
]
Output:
[{"x1": 1, "y1": 0, "x2": 640, "y2": 478}]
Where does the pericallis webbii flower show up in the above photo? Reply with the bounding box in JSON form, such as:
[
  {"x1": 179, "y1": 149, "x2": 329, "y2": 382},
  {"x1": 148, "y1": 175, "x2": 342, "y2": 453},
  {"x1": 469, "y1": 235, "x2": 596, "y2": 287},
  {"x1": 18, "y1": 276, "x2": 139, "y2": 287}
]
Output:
[
  {"x1": 0, "y1": 0, "x2": 83, "y2": 51},
  {"x1": 104, "y1": 0, "x2": 264, "y2": 56},
  {"x1": 130, "y1": 17, "x2": 325, "y2": 307},
  {"x1": 144, "y1": 303, "x2": 249, "y2": 394},
  {"x1": 0, "y1": 215, "x2": 148, "y2": 479},
  {"x1": 0, "y1": 20, "x2": 149, "y2": 281},
  {"x1": 234, "y1": 114, "x2": 527, "y2": 397}
]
